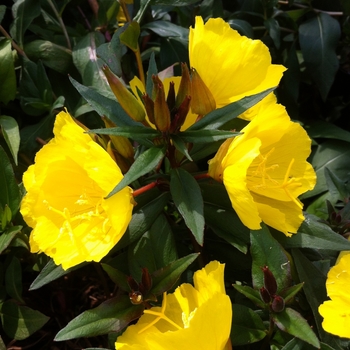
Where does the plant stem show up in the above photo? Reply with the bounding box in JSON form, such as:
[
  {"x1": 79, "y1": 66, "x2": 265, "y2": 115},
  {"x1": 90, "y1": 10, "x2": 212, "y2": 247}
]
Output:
[
  {"x1": 133, "y1": 180, "x2": 159, "y2": 197},
  {"x1": 0, "y1": 25, "x2": 28, "y2": 58},
  {"x1": 47, "y1": 0, "x2": 72, "y2": 50}
]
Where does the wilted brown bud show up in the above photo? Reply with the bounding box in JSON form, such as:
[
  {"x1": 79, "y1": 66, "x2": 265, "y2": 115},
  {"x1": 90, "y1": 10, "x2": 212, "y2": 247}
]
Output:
[{"x1": 129, "y1": 291, "x2": 143, "y2": 305}]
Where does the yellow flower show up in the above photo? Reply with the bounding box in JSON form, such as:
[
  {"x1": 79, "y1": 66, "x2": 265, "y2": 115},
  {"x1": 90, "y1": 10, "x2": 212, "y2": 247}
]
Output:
[
  {"x1": 115, "y1": 261, "x2": 232, "y2": 350},
  {"x1": 20, "y1": 111, "x2": 134, "y2": 270},
  {"x1": 319, "y1": 252, "x2": 350, "y2": 339},
  {"x1": 189, "y1": 16, "x2": 286, "y2": 109},
  {"x1": 208, "y1": 102, "x2": 316, "y2": 236}
]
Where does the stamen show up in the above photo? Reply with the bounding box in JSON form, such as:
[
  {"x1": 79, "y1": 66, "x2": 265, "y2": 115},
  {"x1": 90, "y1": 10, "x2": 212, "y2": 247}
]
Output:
[{"x1": 138, "y1": 292, "x2": 182, "y2": 334}]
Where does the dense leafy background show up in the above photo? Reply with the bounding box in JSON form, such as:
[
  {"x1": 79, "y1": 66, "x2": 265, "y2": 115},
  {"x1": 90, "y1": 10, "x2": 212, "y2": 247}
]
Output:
[{"x1": 1, "y1": 0, "x2": 350, "y2": 349}]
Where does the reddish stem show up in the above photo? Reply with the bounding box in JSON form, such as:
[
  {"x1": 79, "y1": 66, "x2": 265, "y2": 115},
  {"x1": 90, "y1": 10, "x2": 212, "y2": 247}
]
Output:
[
  {"x1": 194, "y1": 173, "x2": 210, "y2": 180},
  {"x1": 133, "y1": 180, "x2": 159, "y2": 197}
]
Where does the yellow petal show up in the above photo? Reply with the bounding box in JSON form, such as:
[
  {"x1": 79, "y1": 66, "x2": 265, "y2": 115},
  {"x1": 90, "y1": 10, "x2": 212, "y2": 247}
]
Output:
[
  {"x1": 222, "y1": 137, "x2": 263, "y2": 230},
  {"x1": 189, "y1": 17, "x2": 286, "y2": 108}
]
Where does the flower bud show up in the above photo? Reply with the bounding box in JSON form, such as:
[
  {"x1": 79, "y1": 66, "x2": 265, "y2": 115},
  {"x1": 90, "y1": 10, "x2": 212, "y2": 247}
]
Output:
[
  {"x1": 152, "y1": 75, "x2": 171, "y2": 132},
  {"x1": 103, "y1": 65, "x2": 146, "y2": 122},
  {"x1": 175, "y1": 63, "x2": 191, "y2": 108},
  {"x1": 262, "y1": 265, "x2": 277, "y2": 296},
  {"x1": 102, "y1": 117, "x2": 134, "y2": 160},
  {"x1": 271, "y1": 295, "x2": 285, "y2": 313},
  {"x1": 142, "y1": 94, "x2": 155, "y2": 125},
  {"x1": 259, "y1": 287, "x2": 271, "y2": 304},
  {"x1": 170, "y1": 95, "x2": 191, "y2": 132},
  {"x1": 190, "y1": 68, "x2": 216, "y2": 116}
]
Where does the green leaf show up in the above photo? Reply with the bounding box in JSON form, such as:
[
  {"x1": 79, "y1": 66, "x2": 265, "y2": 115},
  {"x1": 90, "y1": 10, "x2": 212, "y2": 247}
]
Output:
[
  {"x1": 100, "y1": 264, "x2": 130, "y2": 292},
  {"x1": 230, "y1": 304, "x2": 266, "y2": 346},
  {"x1": 72, "y1": 32, "x2": 111, "y2": 93},
  {"x1": 305, "y1": 140, "x2": 350, "y2": 198},
  {"x1": 299, "y1": 13, "x2": 341, "y2": 100},
  {"x1": 120, "y1": 21, "x2": 140, "y2": 52},
  {"x1": 282, "y1": 338, "x2": 338, "y2": 350},
  {"x1": 0, "y1": 116, "x2": 20, "y2": 165},
  {"x1": 233, "y1": 285, "x2": 266, "y2": 309},
  {"x1": 54, "y1": 296, "x2": 143, "y2": 341},
  {"x1": 0, "y1": 39, "x2": 16, "y2": 104},
  {"x1": 107, "y1": 147, "x2": 165, "y2": 198},
  {"x1": 274, "y1": 213, "x2": 350, "y2": 251},
  {"x1": 324, "y1": 167, "x2": 350, "y2": 202},
  {"x1": 272, "y1": 307, "x2": 320, "y2": 348},
  {"x1": 0, "y1": 146, "x2": 20, "y2": 216},
  {"x1": 97, "y1": 27, "x2": 126, "y2": 77},
  {"x1": 179, "y1": 129, "x2": 239, "y2": 143},
  {"x1": 292, "y1": 249, "x2": 340, "y2": 347},
  {"x1": 19, "y1": 59, "x2": 53, "y2": 116},
  {"x1": 24, "y1": 40, "x2": 72, "y2": 74},
  {"x1": 29, "y1": 259, "x2": 84, "y2": 291},
  {"x1": 150, "y1": 253, "x2": 199, "y2": 296},
  {"x1": 120, "y1": 192, "x2": 171, "y2": 251},
  {"x1": 146, "y1": 52, "x2": 157, "y2": 97},
  {"x1": 9, "y1": 0, "x2": 41, "y2": 47},
  {"x1": 89, "y1": 125, "x2": 161, "y2": 139},
  {"x1": 265, "y1": 18, "x2": 280, "y2": 49},
  {"x1": 133, "y1": 0, "x2": 152, "y2": 23},
  {"x1": 142, "y1": 21, "x2": 189, "y2": 39},
  {"x1": 304, "y1": 121, "x2": 350, "y2": 143},
  {"x1": 0, "y1": 226, "x2": 22, "y2": 255},
  {"x1": 280, "y1": 283, "x2": 304, "y2": 304},
  {"x1": 0, "y1": 5, "x2": 5, "y2": 24},
  {"x1": 187, "y1": 88, "x2": 274, "y2": 131},
  {"x1": 150, "y1": 0, "x2": 199, "y2": 4},
  {"x1": 204, "y1": 203, "x2": 249, "y2": 254},
  {"x1": 128, "y1": 214, "x2": 177, "y2": 280},
  {"x1": 0, "y1": 300, "x2": 49, "y2": 340},
  {"x1": 5, "y1": 256, "x2": 24, "y2": 303},
  {"x1": 170, "y1": 168, "x2": 205, "y2": 245},
  {"x1": 171, "y1": 135, "x2": 193, "y2": 161},
  {"x1": 250, "y1": 225, "x2": 291, "y2": 292},
  {"x1": 228, "y1": 19, "x2": 254, "y2": 38},
  {"x1": 69, "y1": 76, "x2": 139, "y2": 127}
]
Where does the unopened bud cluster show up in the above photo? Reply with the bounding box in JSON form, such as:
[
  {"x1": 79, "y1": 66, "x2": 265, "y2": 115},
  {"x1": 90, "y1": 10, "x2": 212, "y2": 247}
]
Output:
[
  {"x1": 259, "y1": 266, "x2": 285, "y2": 313},
  {"x1": 103, "y1": 63, "x2": 216, "y2": 134}
]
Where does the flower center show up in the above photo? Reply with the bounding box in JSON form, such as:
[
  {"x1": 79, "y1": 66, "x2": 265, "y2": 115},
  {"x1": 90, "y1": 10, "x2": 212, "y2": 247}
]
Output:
[
  {"x1": 137, "y1": 292, "x2": 183, "y2": 334},
  {"x1": 249, "y1": 148, "x2": 303, "y2": 207}
]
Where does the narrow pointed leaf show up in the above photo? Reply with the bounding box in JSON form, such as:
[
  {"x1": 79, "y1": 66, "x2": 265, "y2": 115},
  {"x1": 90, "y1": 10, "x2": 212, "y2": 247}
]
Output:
[
  {"x1": 273, "y1": 307, "x2": 320, "y2": 348},
  {"x1": 150, "y1": 253, "x2": 198, "y2": 296},
  {"x1": 170, "y1": 168, "x2": 205, "y2": 245},
  {"x1": 0, "y1": 301, "x2": 49, "y2": 340},
  {"x1": 69, "y1": 76, "x2": 139, "y2": 127},
  {"x1": 230, "y1": 304, "x2": 266, "y2": 346},
  {"x1": 54, "y1": 296, "x2": 144, "y2": 341},
  {"x1": 233, "y1": 284, "x2": 266, "y2": 309},
  {"x1": 107, "y1": 147, "x2": 165, "y2": 198},
  {"x1": 250, "y1": 225, "x2": 291, "y2": 292},
  {"x1": 89, "y1": 126, "x2": 161, "y2": 139},
  {"x1": 187, "y1": 88, "x2": 274, "y2": 131},
  {"x1": 179, "y1": 129, "x2": 239, "y2": 143},
  {"x1": 29, "y1": 259, "x2": 84, "y2": 291},
  {"x1": 0, "y1": 116, "x2": 20, "y2": 165}
]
